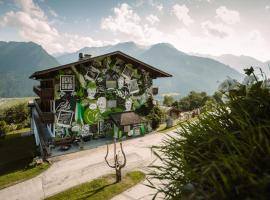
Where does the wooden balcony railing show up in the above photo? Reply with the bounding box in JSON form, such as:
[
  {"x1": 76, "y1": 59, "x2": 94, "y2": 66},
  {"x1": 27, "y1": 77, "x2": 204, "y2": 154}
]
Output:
[
  {"x1": 34, "y1": 99, "x2": 54, "y2": 124},
  {"x1": 33, "y1": 86, "x2": 54, "y2": 100}
]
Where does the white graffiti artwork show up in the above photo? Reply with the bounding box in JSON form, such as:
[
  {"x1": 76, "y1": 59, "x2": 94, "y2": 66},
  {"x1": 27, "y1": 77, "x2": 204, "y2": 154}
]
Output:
[
  {"x1": 81, "y1": 125, "x2": 91, "y2": 136},
  {"x1": 57, "y1": 110, "x2": 74, "y2": 128},
  {"x1": 71, "y1": 125, "x2": 81, "y2": 132},
  {"x1": 84, "y1": 67, "x2": 100, "y2": 82},
  {"x1": 125, "y1": 99, "x2": 132, "y2": 111},
  {"x1": 56, "y1": 100, "x2": 71, "y2": 112},
  {"x1": 97, "y1": 97, "x2": 106, "y2": 113},
  {"x1": 89, "y1": 103, "x2": 97, "y2": 110},
  {"x1": 117, "y1": 77, "x2": 124, "y2": 89},
  {"x1": 60, "y1": 75, "x2": 75, "y2": 91},
  {"x1": 128, "y1": 79, "x2": 139, "y2": 94},
  {"x1": 87, "y1": 87, "x2": 96, "y2": 99}
]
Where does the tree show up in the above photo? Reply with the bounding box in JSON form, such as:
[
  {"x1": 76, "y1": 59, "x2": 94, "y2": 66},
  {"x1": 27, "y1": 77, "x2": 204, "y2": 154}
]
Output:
[
  {"x1": 105, "y1": 140, "x2": 127, "y2": 182},
  {"x1": 163, "y1": 95, "x2": 174, "y2": 106},
  {"x1": 176, "y1": 91, "x2": 211, "y2": 111},
  {"x1": 147, "y1": 106, "x2": 166, "y2": 129}
]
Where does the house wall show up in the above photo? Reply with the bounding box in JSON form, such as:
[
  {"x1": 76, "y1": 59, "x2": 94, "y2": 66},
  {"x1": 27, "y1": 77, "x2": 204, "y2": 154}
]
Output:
[{"x1": 51, "y1": 56, "x2": 154, "y2": 140}]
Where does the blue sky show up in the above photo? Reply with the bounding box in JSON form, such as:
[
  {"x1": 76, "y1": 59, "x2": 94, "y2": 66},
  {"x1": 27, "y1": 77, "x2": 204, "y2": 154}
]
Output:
[{"x1": 0, "y1": 0, "x2": 270, "y2": 61}]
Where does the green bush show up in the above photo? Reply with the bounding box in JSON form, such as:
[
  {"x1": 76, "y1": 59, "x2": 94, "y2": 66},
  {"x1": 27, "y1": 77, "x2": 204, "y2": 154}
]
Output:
[
  {"x1": 4, "y1": 103, "x2": 29, "y2": 124},
  {"x1": 147, "y1": 106, "x2": 166, "y2": 129},
  {"x1": 174, "y1": 91, "x2": 213, "y2": 111},
  {"x1": 148, "y1": 68, "x2": 270, "y2": 200},
  {"x1": 1, "y1": 103, "x2": 30, "y2": 131},
  {"x1": 0, "y1": 121, "x2": 10, "y2": 136}
]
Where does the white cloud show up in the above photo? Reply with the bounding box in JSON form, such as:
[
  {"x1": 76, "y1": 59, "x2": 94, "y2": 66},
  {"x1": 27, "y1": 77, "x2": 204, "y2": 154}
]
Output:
[
  {"x1": 49, "y1": 9, "x2": 58, "y2": 17},
  {"x1": 201, "y1": 20, "x2": 232, "y2": 38},
  {"x1": 148, "y1": 0, "x2": 163, "y2": 11},
  {"x1": 101, "y1": 3, "x2": 164, "y2": 44},
  {"x1": 101, "y1": 3, "x2": 144, "y2": 40},
  {"x1": 216, "y1": 6, "x2": 240, "y2": 25},
  {"x1": 266, "y1": 5, "x2": 270, "y2": 10},
  {"x1": 101, "y1": 3, "x2": 270, "y2": 61},
  {"x1": 172, "y1": 4, "x2": 194, "y2": 26},
  {"x1": 156, "y1": 3, "x2": 163, "y2": 11},
  {"x1": 146, "y1": 14, "x2": 160, "y2": 25},
  {"x1": 0, "y1": 0, "x2": 106, "y2": 53}
]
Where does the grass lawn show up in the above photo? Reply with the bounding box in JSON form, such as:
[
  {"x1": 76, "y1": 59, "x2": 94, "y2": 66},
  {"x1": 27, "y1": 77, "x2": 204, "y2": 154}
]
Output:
[
  {"x1": 0, "y1": 97, "x2": 34, "y2": 112},
  {"x1": 46, "y1": 171, "x2": 145, "y2": 200},
  {"x1": 7, "y1": 127, "x2": 31, "y2": 135},
  {"x1": 158, "y1": 117, "x2": 198, "y2": 133},
  {"x1": 0, "y1": 163, "x2": 49, "y2": 190},
  {"x1": 0, "y1": 132, "x2": 49, "y2": 189}
]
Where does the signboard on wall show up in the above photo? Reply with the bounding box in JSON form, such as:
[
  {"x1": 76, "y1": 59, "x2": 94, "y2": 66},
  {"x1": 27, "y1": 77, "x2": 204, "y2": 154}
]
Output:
[
  {"x1": 57, "y1": 110, "x2": 74, "y2": 127},
  {"x1": 60, "y1": 75, "x2": 75, "y2": 91}
]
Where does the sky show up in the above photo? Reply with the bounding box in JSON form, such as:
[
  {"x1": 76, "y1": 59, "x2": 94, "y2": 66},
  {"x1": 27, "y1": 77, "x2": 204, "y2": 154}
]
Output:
[{"x1": 0, "y1": 0, "x2": 270, "y2": 61}]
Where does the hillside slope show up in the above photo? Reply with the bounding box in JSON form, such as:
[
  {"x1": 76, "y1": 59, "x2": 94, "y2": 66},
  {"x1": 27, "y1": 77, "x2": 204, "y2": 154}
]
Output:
[
  {"x1": 138, "y1": 44, "x2": 242, "y2": 96},
  {"x1": 0, "y1": 41, "x2": 59, "y2": 97}
]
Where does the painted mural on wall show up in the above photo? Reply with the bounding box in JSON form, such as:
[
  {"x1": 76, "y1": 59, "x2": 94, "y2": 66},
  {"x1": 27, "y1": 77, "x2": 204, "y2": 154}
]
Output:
[{"x1": 53, "y1": 56, "x2": 153, "y2": 140}]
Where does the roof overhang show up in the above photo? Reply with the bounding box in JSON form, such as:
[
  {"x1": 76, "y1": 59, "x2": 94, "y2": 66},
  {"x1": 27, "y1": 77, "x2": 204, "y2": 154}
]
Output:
[{"x1": 29, "y1": 51, "x2": 172, "y2": 80}]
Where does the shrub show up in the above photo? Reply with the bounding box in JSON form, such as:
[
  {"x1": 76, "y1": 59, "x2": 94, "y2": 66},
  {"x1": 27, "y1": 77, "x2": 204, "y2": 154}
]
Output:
[
  {"x1": 163, "y1": 95, "x2": 174, "y2": 106},
  {"x1": 0, "y1": 121, "x2": 10, "y2": 136},
  {"x1": 147, "y1": 106, "x2": 166, "y2": 129},
  {"x1": 175, "y1": 91, "x2": 213, "y2": 111},
  {"x1": 148, "y1": 67, "x2": 270, "y2": 200},
  {"x1": 2, "y1": 103, "x2": 29, "y2": 129}
]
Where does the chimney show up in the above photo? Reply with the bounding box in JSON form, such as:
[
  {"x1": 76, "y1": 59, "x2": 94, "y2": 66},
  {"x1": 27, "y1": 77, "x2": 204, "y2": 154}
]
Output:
[
  {"x1": 79, "y1": 53, "x2": 83, "y2": 60},
  {"x1": 84, "y1": 54, "x2": 92, "y2": 59}
]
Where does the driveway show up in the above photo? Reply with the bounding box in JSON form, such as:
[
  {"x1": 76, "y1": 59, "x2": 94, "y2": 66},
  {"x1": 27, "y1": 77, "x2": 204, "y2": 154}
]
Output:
[{"x1": 0, "y1": 131, "x2": 175, "y2": 200}]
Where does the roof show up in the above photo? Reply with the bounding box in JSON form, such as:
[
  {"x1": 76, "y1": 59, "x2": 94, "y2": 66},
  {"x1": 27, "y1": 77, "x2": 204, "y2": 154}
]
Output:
[
  {"x1": 30, "y1": 51, "x2": 172, "y2": 79},
  {"x1": 110, "y1": 111, "x2": 144, "y2": 126},
  {"x1": 160, "y1": 106, "x2": 181, "y2": 113}
]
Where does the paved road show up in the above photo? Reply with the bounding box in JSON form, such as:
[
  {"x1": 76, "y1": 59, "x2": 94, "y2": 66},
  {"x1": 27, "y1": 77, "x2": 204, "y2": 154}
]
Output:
[{"x1": 0, "y1": 131, "x2": 174, "y2": 200}]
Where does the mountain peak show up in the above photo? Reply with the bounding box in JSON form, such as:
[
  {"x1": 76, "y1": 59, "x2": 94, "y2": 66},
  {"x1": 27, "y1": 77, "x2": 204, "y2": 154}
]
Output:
[{"x1": 147, "y1": 43, "x2": 186, "y2": 56}]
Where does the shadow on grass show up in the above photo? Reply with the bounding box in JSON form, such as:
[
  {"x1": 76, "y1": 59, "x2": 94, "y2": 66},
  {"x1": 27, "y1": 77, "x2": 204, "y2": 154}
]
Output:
[
  {"x1": 78, "y1": 182, "x2": 116, "y2": 200},
  {"x1": 0, "y1": 133, "x2": 37, "y2": 175}
]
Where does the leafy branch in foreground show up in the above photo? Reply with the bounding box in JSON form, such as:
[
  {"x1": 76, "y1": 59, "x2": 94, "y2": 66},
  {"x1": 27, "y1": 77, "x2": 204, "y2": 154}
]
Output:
[{"x1": 148, "y1": 67, "x2": 270, "y2": 200}]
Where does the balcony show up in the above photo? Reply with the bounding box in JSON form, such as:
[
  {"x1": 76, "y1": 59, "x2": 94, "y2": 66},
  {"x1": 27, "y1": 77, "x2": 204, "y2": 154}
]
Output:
[
  {"x1": 33, "y1": 86, "x2": 54, "y2": 100},
  {"x1": 34, "y1": 99, "x2": 54, "y2": 124}
]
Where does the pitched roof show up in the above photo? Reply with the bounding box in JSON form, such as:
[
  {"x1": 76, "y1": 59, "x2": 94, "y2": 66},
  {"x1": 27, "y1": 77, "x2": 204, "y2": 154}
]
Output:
[
  {"x1": 29, "y1": 51, "x2": 172, "y2": 79},
  {"x1": 110, "y1": 111, "x2": 144, "y2": 126}
]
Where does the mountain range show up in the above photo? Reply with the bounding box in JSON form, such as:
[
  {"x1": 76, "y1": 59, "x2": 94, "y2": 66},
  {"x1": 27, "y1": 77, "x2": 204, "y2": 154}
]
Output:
[
  {"x1": 2, "y1": 40, "x2": 266, "y2": 98},
  {"x1": 0, "y1": 41, "x2": 59, "y2": 97},
  {"x1": 192, "y1": 53, "x2": 270, "y2": 76}
]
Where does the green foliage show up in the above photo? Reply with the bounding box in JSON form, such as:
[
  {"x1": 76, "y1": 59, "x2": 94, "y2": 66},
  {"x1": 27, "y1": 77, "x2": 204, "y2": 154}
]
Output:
[
  {"x1": 174, "y1": 91, "x2": 212, "y2": 111},
  {"x1": 147, "y1": 105, "x2": 166, "y2": 129},
  {"x1": 0, "y1": 103, "x2": 30, "y2": 133},
  {"x1": 135, "y1": 96, "x2": 154, "y2": 116},
  {"x1": 163, "y1": 95, "x2": 174, "y2": 106},
  {"x1": 148, "y1": 69, "x2": 270, "y2": 200},
  {"x1": 3, "y1": 103, "x2": 29, "y2": 124},
  {"x1": 0, "y1": 121, "x2": 9, "y2": 136}
]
